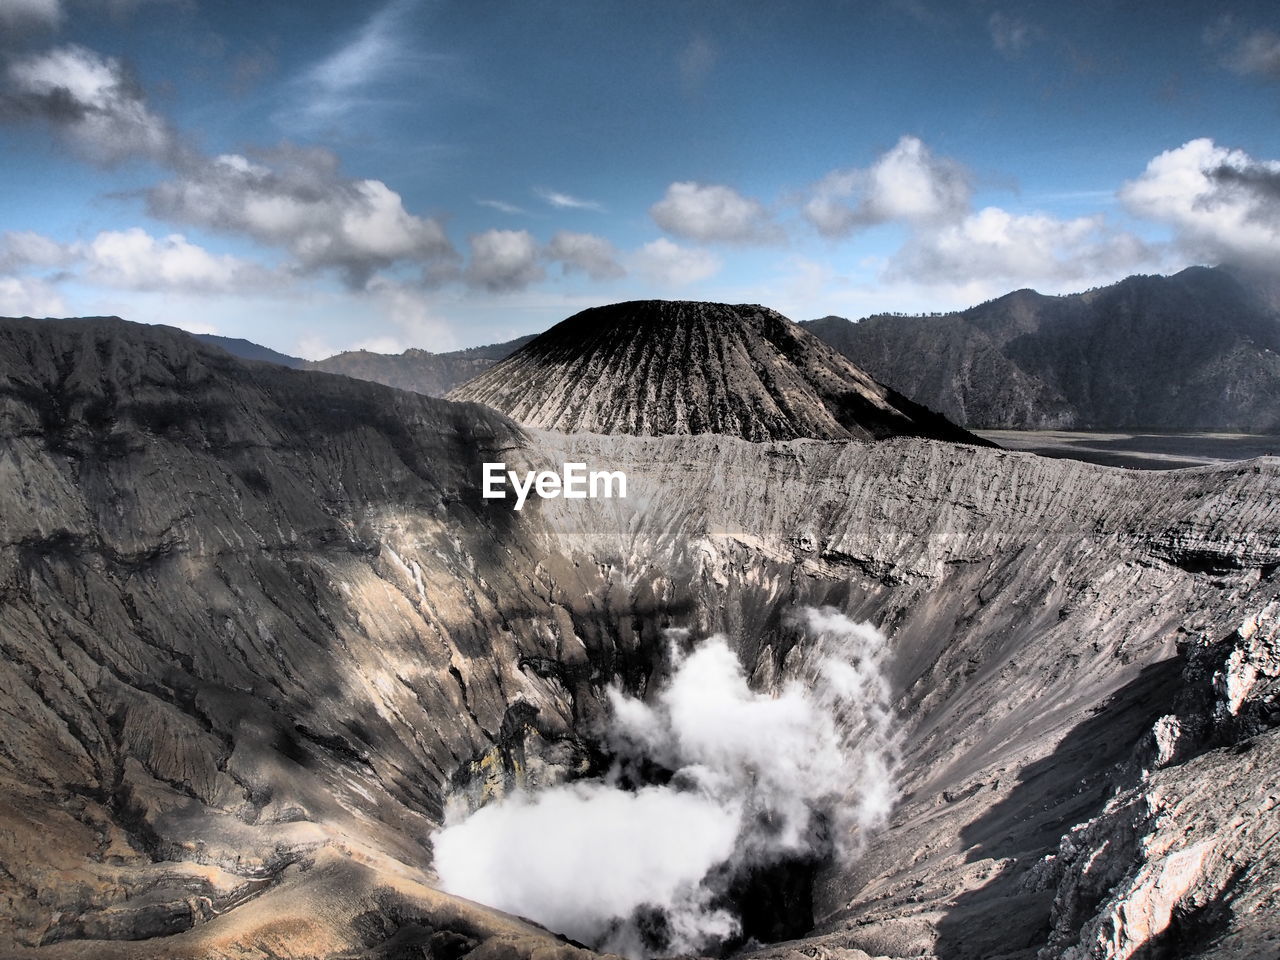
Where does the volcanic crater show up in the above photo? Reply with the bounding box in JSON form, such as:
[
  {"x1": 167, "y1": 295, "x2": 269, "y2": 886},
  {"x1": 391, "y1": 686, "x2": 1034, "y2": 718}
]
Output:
[{"x1": 0, "y1": 308, "x2": 1277, "y2": 960}]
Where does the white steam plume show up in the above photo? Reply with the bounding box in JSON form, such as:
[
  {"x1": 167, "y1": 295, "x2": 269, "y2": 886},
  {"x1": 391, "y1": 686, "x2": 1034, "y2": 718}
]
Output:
[{"x1": 432, "y1": 607, "x2": 898, "y2": 958}]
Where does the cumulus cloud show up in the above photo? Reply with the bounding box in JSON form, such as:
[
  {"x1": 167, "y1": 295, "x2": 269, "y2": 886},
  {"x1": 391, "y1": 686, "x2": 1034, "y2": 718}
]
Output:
[
  {"x1": 632, "y1": 237, "x2": 721, "y2": 286},
  {"x1": 464, "y1": 228, "x2": 544, "y2": 292},
  {"x1": 888, "y1": 207, "x2": 1153, "y2": 287},
  {"x1": 2, "y1": 44, "x2": 177, "y2": 165},
  {"x1": 146, "y1": 147, "x2": 456, "y2": 288},
  {"x1": 546, "y1": 231, "x2": 625, "y2": 280},
  {"x1": 434, "y1": 609, "x2": 898, "y2": 958},
  {"x1": 83, "y1": 228, "x2": 275, "y2": 293},
  {"x1": 0, "y1": 275, "x2": 65, "y2": 317},
  {"x1": 803, "y1": 135, "x2": 971, "y2": 237},
  {"x1": 1120, "y1": 138, "x2": 1280, "y2": 268},
  {"x1": 0, "y1": 227, "x2": 281, "y2": 300},
  {"x1": 796, "y1": 134, "x2": 1158, "y2": 291},
  {"x1": 0, "y1": 230, "x2": 75, "y2": 271},
  {"x1": 536, "y1": 188, "x2": 605, "y2": 212},
  {"x1": 650, "y1": 182, "x2": 782, "y2": 244}
]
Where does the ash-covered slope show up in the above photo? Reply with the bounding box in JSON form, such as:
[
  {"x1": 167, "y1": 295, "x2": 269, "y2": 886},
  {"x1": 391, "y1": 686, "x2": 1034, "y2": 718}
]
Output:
[
  {"x1": 806, "y1": 266, "x2": 1280, "y2": 431},
  {"x1": 1, "y1": 317, "x2": 1278, "y2": 959},
  {"x1": 448, "y1": 300, "x2": 985, "y2": 444},
  {"x1": 309, "y1": 335, "x2": 536, "y2": 397}
]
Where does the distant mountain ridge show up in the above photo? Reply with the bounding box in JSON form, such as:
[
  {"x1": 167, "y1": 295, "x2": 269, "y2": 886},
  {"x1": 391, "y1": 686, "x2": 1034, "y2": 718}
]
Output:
[
  {"x1": 448, "y1": 299, "x2": 988, "y2": 445},
  {"x1": 306, "y1": 336, "x2": 536, "y2": 397},
  {"x1": 195, "y1": 334, "x2": 307, "y2": 369},
  {"x1": 803, "y1": 266, "x2": 1280, "y2": 432},
  {"x1": 194, "y1": 333, "x2": 536, "y2": 397}
]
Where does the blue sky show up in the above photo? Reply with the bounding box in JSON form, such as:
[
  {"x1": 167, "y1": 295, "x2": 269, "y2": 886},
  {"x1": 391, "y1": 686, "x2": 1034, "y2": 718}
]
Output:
[{"x1": 1, "y1": 0, "x2": 1279, "y2": 356}]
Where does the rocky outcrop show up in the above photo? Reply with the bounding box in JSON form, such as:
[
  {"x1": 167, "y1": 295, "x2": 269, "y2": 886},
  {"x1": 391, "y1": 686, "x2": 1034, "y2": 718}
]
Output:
[
  {"x1": 805, "y1": 266, "x2": 1280, "y2": 432},
  {"x1": 0, "y1": 317, "x2": 1277, "y2": 958},
  {"x1": 448, "y1": 300, "x2": 986, "y2": 444},
  {"x1": 1025, "y1": 603, "x2": 1280, "y2": 960}
]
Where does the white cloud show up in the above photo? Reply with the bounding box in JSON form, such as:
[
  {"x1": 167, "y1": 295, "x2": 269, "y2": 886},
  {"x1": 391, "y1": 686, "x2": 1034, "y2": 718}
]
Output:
[
  {"x1": 1207, "y1": 17, "x2": 1280, "y2": 80},
  {"x1": 888, "y1": 207, "x2": 1154, "y2": 287},
  {"x1": 0, "y1": 0, "x2": 62, "y2": 30},
  {"x1": 306, "y1": 4, "x2": 402, "y2": 94},
  {"x1": 650, "y1": 181, "x2": 782, "y2": 244},
  {"x1": 0, "y1": 227, "x2": 281, "y2": 298},
  {"x1": 4, "y1": 42, "x2": 456, "y2": 291},
  {"x1": 465, "y1": 229, "x2": 544, "y2": 292},
  {"x1": 803, "y1": 135, "x2": 971, "y2": 237},
  {"x1": 1120, "y1": 138, "x2": 1280, "y2": 268},
  {"x1": 1232, "y1": 30, "x2": 1280, "y2": 78},
  {"x1": 545, "y1": 231, "x2": 625, "y2": 280},
  {"x1": 793, "y1": 134, "x2": 1159, "y2": 294},
  {"x1": 288, "y1": 0, "x2": 431, "y2": 128},
  {"x1": 476, "y1": 198, "x2": 527, "y2": 215},
  {"x1": 0, "y1": 275, "x2": 65, "y2": 317},
  {"x1": 147, "y1": 147, "x2": 456, "y2": 287},
  {"x1": 536, "y1": 188, "x2": 605, "y2": 212},
  {"x1": 0, "y1": 230, "x2": 75, "y2": 271},
  {"x1": 84, "y1": 228, "x2": 274, "y2": 293},
  {"x1": 632, "y1": 238, "x2": 721, "y2": 287},
  {"x1": 3, "y1": 44, "x2": 177, "y2": 165}
]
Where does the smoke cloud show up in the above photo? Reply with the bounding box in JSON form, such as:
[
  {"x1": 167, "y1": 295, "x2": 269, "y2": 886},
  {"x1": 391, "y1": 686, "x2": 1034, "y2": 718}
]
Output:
[{"x1": 433, "y1": 607, "x2": 898, "y2": 958}]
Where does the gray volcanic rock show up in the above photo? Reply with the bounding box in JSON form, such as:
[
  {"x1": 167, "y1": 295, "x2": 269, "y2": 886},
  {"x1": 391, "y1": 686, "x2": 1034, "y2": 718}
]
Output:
[
  {"x1": 804, "y1": 266, "x2": 1280, "y2": 431},
  {"x1": 0, "y1": 316, "x2": 1278, "y2": 959},
  {"x1": 448, "y1": 300, "x2": 986, "y2": 444},
  {"x1": 1023, "y1": 602, "x2": 1280, "y2": 960},
  {"x1": 309, "y1": 335, "x2": 536, "y2": 396}
]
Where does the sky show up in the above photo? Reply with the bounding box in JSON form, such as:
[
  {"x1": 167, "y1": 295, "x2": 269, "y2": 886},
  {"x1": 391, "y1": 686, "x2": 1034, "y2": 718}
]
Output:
[{"x1": 1, "y1": 0, "x2": 1279, "y2": 357}]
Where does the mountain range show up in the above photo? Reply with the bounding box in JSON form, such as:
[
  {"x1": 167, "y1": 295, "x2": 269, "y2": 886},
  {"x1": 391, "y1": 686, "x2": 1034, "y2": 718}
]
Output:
[
  {"x1": 306, "y1": 335, "x2": 537, "y2": 397},
  {"x1": 803, "y1": 266, "x2": 1280, "y2": 432},
  {"x1": 198, "y1": 268, "x2": 1280, "y2": 435},
  {"x1": 196, "y1": 334, "x2": 537, "y2": 398}
]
